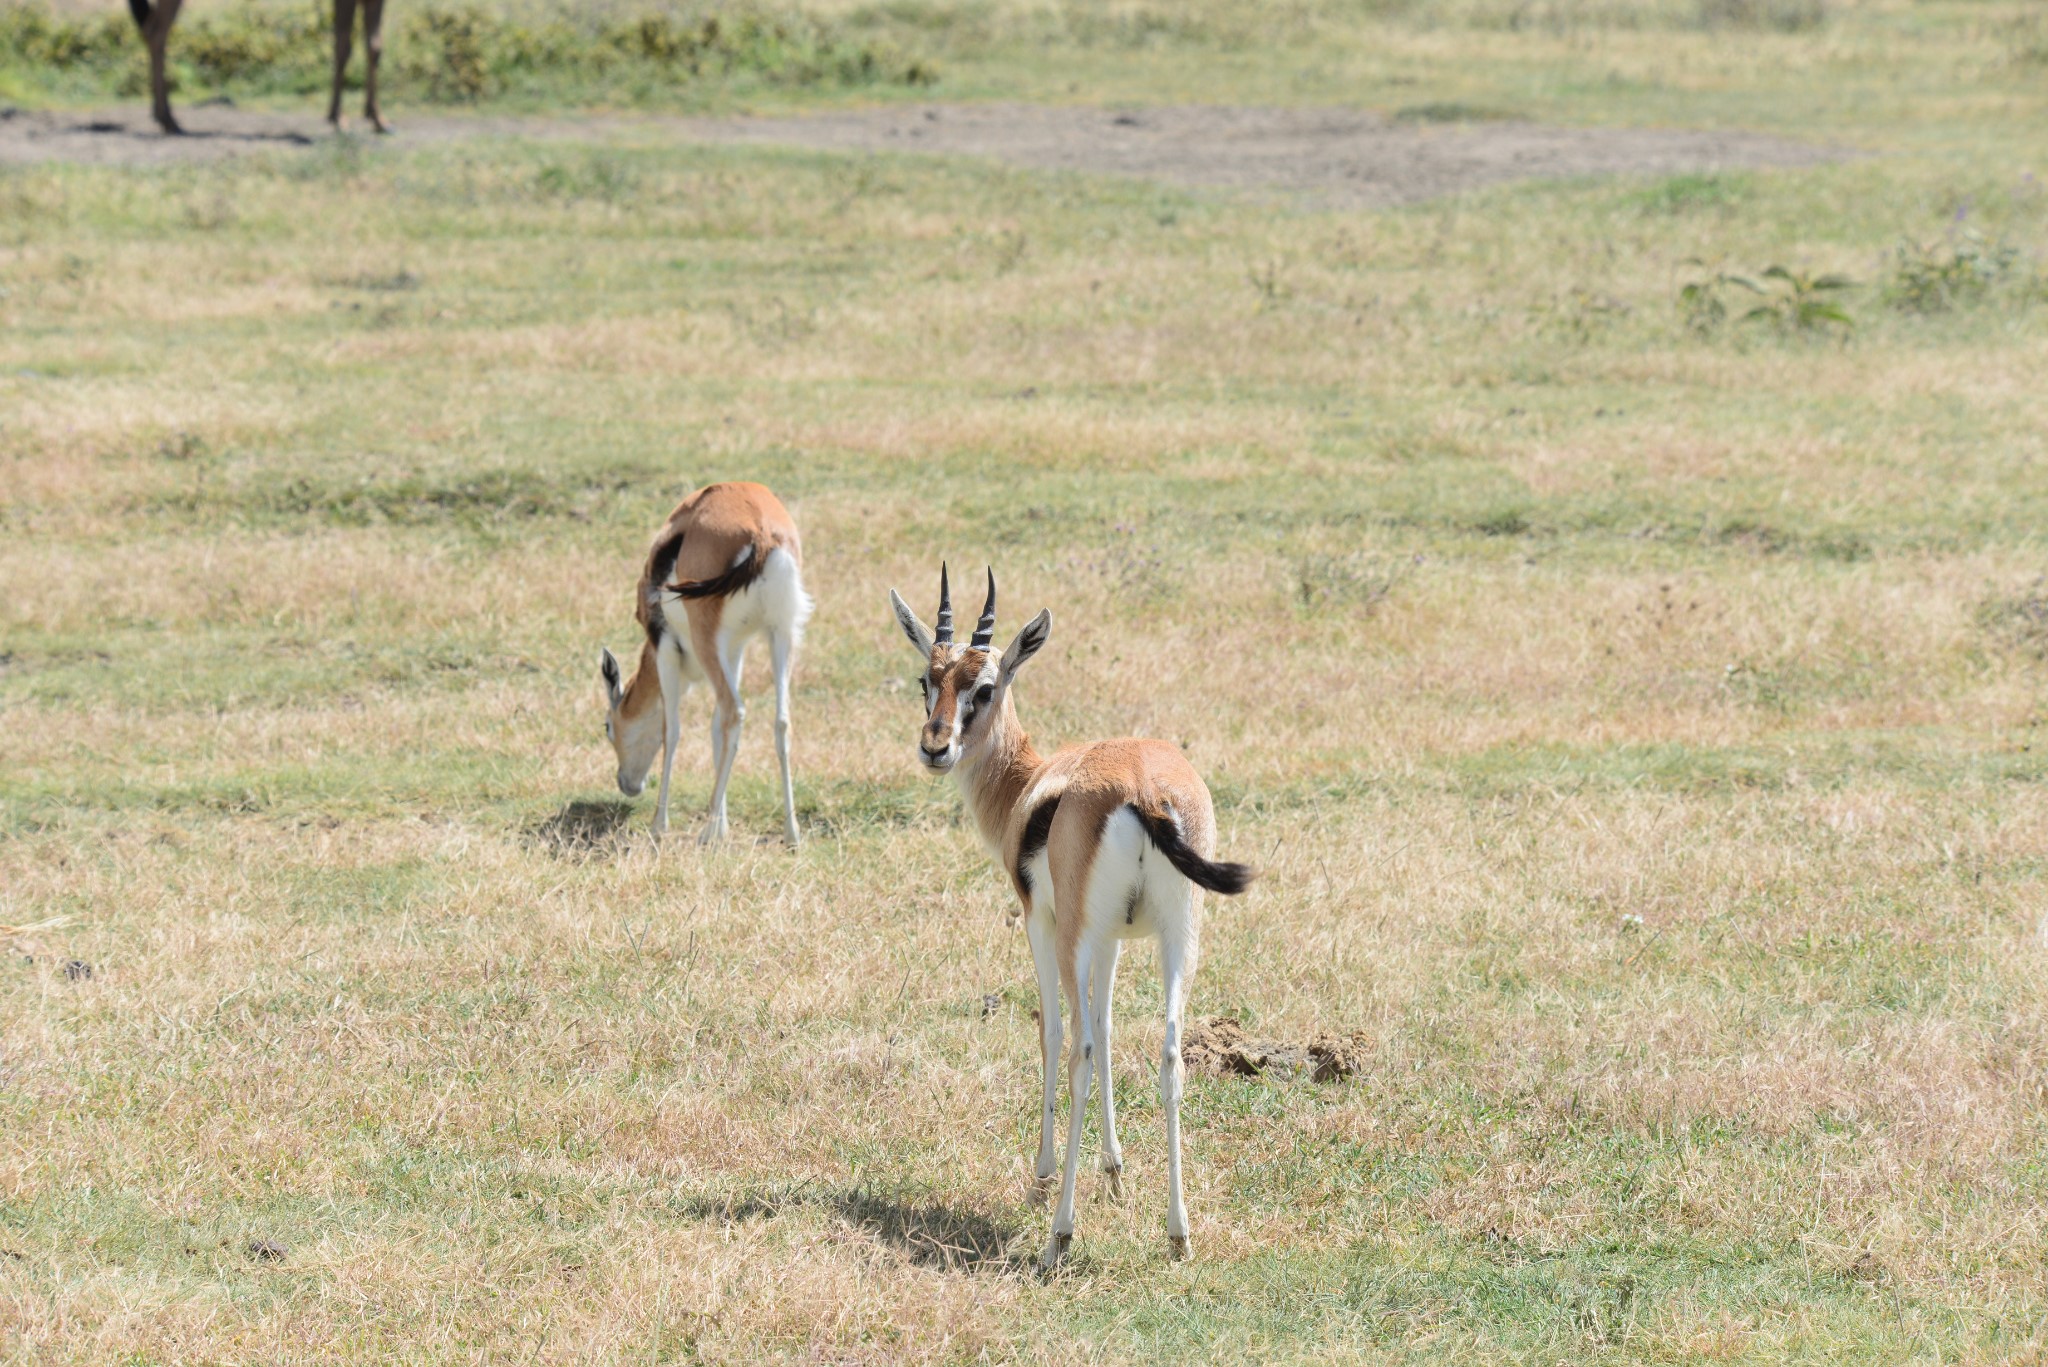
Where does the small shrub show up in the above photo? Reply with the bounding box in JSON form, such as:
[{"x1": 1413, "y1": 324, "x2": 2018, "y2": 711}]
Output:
[
  {"x1": 1883, "y1": 230, "x2": 2020, "y2": 313},
  {"x1": 1741, "y1": 265, "x2": 1854, "y2": 336},
  {"x1": 1681, "y1": 261, "x2": 1852, "y2": 338},
  {"x1": 1676, "y1": 260, "x2": 1757, "y2": 334}
]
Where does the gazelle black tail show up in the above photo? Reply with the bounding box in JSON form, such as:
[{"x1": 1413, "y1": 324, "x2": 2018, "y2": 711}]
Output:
[
  {"x1": 1132, "y1": 806, "x2": 1256, "y2": 896},
  {"x1": 669, "y1": 543, "x2": 768, "y2": 600}
]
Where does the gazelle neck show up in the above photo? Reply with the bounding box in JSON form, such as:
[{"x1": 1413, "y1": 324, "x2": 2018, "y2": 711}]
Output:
[{"x1": 955, "y1": 692, "x2": 1043, "y2": 852}]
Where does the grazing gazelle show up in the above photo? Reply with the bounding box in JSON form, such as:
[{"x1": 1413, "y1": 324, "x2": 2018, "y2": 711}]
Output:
[
  {"x1": 600, "y1": 482, "x2": 812, "y2": 845},
  {"x1": 888, "y1": 565, "x2": 1255, "y2": 1269}
]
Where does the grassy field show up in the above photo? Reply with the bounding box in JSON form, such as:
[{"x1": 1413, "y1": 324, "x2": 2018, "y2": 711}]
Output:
[{"x1": 4, "y1": 0, "x2": 2048, "y2": 1361}]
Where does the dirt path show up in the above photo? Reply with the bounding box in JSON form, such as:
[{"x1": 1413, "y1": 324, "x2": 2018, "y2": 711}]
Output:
[
  {"x1": 0, "y1": 101, "x2": 1843, "y2": 204},
  {"x1": 684, "y1": 103, "x2": 1845, "y2": 207}
]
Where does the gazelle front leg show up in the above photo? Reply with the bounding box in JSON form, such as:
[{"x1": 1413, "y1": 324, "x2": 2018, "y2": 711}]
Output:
[
  {"x1": 651, "y1": 638, "x2": 687, "y2": 838},
  {"x1": 1093, "y1": 938, "x2": 1124, "y2": 1201},
  {"x1": 1044, "y1": 940, "x2": 1096, "y2": 1272},
  {"x1": 768, "y1": 627, "x2": 799, "y2": 847},
  {"x1": 1024, "y1": 905, "x2": 1062, "y2": 1206}
]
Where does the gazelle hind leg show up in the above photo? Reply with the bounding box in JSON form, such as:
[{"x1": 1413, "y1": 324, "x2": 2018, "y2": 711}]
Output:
[
  {"x1": 768, "y1": 627, "x2": 799, "y2": 846},
  {"x1": 1093, "y1": 938, "x2": 1124, "y2": 1200},
  {"x1": 1043, "y1": 939, "x2": 1095, "y2": 1272},
  {"x1": 1159, "y1": 928, "x2": 1194, "y2": 1260},
  {"x1": 651, "y1": 639, "x2": 687, "y2": 838},
  {"x1": 698, "y1": 630, "x2": 746, "y2": 845},
  {"x1": 1025, "y1": 905, "x2": 1061, "y2": 1206}
]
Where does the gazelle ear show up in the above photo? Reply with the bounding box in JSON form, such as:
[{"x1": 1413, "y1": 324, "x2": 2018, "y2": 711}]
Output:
[
  {"x1": 599, "y1": 646, "x2": 623, "y2": 704},
  {"x1": 889, "y1": 589, "x2": 936, "y2": 660},
  {"x1": 1000, "y1": 608, "x2": 1051, "y2": 677}
]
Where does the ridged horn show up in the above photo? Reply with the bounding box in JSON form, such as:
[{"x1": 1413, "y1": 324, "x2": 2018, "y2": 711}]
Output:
[
  {"x1": 971, "y1": 566, "x2": 997, "y2": 649},
  {"x1": 935, "y1": 562, "x2": 954, "y2": 646}
]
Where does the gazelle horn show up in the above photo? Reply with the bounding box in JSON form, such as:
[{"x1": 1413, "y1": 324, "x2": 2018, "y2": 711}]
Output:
[
  {"x1": 971, "y1": 567, "x2": 997, "y2": 649},
  {"x1": 935, "y1": 562, "x2": 954, "y2": 645}
]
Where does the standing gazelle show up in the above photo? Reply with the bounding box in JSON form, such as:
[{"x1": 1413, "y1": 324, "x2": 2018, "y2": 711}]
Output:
[
  {"x1": 600, "y1": 482, "x2": 812, "y2": 845},
  {"x1": 888, "y1": 566, "x2": 1255, "y2": 1269}
]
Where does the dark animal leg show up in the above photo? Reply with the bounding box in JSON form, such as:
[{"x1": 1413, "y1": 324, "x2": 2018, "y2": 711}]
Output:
[
  {"x1": 362, "y1": 0, "x2": 389, "y2": 132},
  {"x1": 327, "y1": 0, "x2": 357, "y2": 128}
]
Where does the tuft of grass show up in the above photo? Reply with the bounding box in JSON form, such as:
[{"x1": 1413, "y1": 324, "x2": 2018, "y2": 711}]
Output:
[
  {"x1": 1977, "y1": 580, "x2": 2048, "y2": 658},
  {"x1": 1631, "y1": 171, "x2": 1746, "y2": 216}
]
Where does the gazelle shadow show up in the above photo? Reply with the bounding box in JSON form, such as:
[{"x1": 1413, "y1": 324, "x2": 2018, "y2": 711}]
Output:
[
  {"x1": 526, "y1": 798, "x2": 639, "y2": 858},
  {"x1": 678, "y1": 1182, "x2": 1026, "y2": 1273}
]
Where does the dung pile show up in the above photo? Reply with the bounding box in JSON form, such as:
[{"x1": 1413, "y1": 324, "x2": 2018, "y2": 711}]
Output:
[{"x1": 1181, "y1": 1017, "x2": 1369, "y2": 1083}]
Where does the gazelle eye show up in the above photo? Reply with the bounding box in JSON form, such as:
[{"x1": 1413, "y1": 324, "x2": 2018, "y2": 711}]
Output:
[{"x1": 973, "y1": 684, "x2": 995, "y2": 707}]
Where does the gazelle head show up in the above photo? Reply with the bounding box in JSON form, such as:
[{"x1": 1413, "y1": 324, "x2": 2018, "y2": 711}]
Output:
[
  {"x1": 888, "y1": 564, "x2": 1051, "y2": 774},
  {"x1": 599, "y1": 645, "x2": 661, "y2": 796}
]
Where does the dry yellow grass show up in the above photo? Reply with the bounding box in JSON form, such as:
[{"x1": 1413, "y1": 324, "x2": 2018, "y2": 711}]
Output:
[{"x1": 5, "y1": 2, "x2": 2048, "y2": 1361}]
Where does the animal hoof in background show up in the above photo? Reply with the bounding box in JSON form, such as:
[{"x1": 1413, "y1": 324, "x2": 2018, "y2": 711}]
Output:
[
  {"x1": 1038, "y1": 1231, "x2": 1073, "y2": 1273},
  {"x1": 696, "y1": 818, "x2": 727, "y2": 846},
  {"x1": 1167, "y1": 1234, "x2": 1192, "y2": 1262},
  {"x1": 1028, "y1": 1173, "x2": 1055, "y2": 1208},
  {"x1": 1099, "y1": 1163, "x2": 1125, "y2": 1203},
  {"x1": 369, "y1": 117, "x2": 392, "y2": 135}
]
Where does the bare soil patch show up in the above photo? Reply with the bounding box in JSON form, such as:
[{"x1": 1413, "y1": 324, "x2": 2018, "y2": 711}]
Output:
[
  {"x1": 0, "y1": 101, "x2": 1843, "y2": 204},
  {"x1": 688, "y1": 103, "x2": 1845, "y2": 206}
]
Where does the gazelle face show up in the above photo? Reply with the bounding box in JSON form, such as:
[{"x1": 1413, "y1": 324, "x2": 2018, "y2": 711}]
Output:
[
  {"x1": 888, "y1": 565, "x2": 1051, "y2": 776},
  {"x1": 914, "y1": 645, "x2": 1000, "y2": 773},
  {"x1": 599, "y1": 646, "x2": 662, "y2": 796}
]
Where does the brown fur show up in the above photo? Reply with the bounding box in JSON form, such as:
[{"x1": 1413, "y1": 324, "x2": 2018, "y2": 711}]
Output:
[
  {"x1": 921, "y1": 645, "x2": 1225, "y2": 985},
  {"x1": 626, "y1": 482, "x2": 802, "y2": 727}
]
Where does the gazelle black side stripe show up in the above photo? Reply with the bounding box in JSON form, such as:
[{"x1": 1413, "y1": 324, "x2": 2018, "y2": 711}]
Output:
[{"x1": 1015, "y1": 792, "x2": 1061, "y2": 898}]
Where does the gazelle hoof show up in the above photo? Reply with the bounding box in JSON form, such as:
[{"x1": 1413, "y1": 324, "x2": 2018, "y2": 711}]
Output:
[
  {"x1": 1167, "y1": 1234, "x2": 1192, "y2": 1262},
  {"x1": 1037, "y1": 1231, "x2": 1073, "y2": 1272},
  {"x1": 1027, "y1": 1173, "x2": 1055, "y2": 1208},
  {"x1": 696, "y1": 819, "x2": 727, "y2": 846},
  {"x1": 1100, "y1": 1163, "x2": 1125, "y2": 1203}
]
